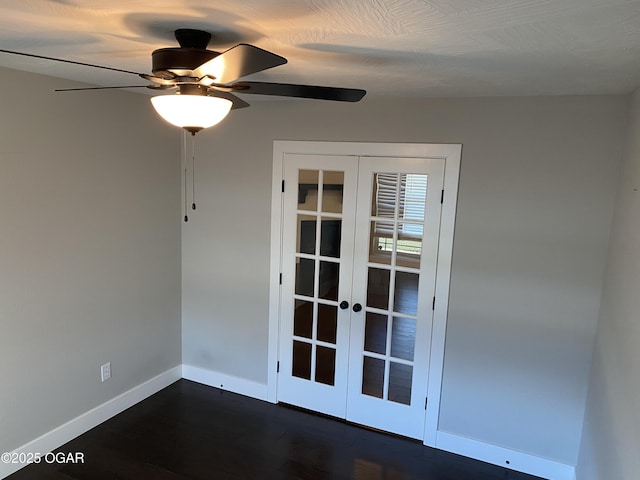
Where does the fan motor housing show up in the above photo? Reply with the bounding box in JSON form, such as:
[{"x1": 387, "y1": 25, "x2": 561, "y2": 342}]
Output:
[{"x1": 151, "y1": 48, "x2": 218, "y2": 79}]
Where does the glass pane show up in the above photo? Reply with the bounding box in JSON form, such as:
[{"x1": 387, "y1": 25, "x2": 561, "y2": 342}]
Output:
[
  {"x1": 292, "y1": 341, "x2": 312, "y2": 380},
  {"x1": 295, "y1": 258, "x2": 315, "y2": 297},
  {"x1": 297, "y1": 216, "x2": 316, "y2": 255},
  {"x1": 298, "y1": 170, "x2": 319, "y2": 211},
  {"x1": 367, "y1": 268, "x2": 390, "y2": 310},
  {"x1": 320, "y1": 219, "x2": 342, "y2": 258},
  {"x1": 369, "y1": 221, "x2": 393, "y2": 265},
  {"x1": 371, "y1": 173, "x2": 397, "y2": 219},
  {"x1": 388, "y1": 362, "x2": 413, "y2": 405},
  {"x1": 293, "y1": 300, "x2": 313, "y2": 339},
  {"x1": 364, "y1": 312, "x2": 387, "y2": 355},
  {"x1": 322, "y1": 171, "x2": 344, "y2": 214},
  {"x1": 396, "y1": 223, "x2": 422, "y2": 269},
  {"x1": 399, "y1": 174, "x2": 427, "y2": 222},
  {"x1": 315, "y1": 346, "x2": 336, "y2": 386},
  {"x1": 318, "y1": 261, "x2": 339, "y2": 301},
  {"x1": 390, "y1": 317, "x2": 416, "y2": 361},
  {"x1": 393, "y1": 271, "x2": 419, "y2": 315},
  {"x1": 362, "y1": 356, "x2": 385, "y2": 399},
  {"x1": 317, "y1": 303, "x2": 337, "y2": 344}
]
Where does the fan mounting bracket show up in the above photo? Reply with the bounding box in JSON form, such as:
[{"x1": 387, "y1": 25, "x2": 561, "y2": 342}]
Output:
[{"x1": 174, "y1": 29, "x2": 211, "y2": 49}]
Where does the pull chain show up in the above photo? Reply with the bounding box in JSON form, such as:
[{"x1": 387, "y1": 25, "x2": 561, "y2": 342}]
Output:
[
  {"x1": 184, "y1": 167, "x2": 188, "y2": 222},
  {"x1": 191, "y1": 133, "x2": 197, "y2": 211},
  {"x1": 183, "y1": 130, "x2": 188, "y2": 222}
]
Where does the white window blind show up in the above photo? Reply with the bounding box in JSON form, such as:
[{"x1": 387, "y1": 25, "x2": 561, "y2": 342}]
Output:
[
  {"x1": 374, "y1": 173, "x2": 427, "y2": 238},
  {"x1": 374, "y1": 173, "x2": 398, "y2": 219}
]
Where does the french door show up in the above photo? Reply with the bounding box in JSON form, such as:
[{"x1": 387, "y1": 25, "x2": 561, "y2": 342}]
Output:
[{"x1": 277, "y1": 152, "x2": 445, "y2": 439}]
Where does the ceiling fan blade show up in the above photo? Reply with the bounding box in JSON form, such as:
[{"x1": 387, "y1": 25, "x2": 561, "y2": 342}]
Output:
[
  {"x1": 0, "y1": 49, "x2": 144, "y2": 76},
  {"x1": 54, "y1": 85, "x2": 155, "y2": 92},
  {"x1": 210, "y1": 91, "x2": 250, "y2": 110},
  {"x1": 232, "y1": 81, "x2": 366, "y2": 102},
  {"x1": 193, "y1": 44, "x2": 287, "y2": 85}
]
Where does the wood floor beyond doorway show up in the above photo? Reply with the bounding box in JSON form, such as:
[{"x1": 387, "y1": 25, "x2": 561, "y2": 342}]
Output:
[{"x1": 8, "y1": 380, "x2": 545, "y2": 480}]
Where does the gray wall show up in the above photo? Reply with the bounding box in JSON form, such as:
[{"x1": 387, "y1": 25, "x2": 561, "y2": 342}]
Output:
[
  {"x1": 577, "y1": 90, "x2": 640, "y2": 479},
  {"x1": 182, "y1": 95, "x2": 627, "y2": 465},
  {"x1": 0, "y1": 67, "x2": 182, "y2": 454}
]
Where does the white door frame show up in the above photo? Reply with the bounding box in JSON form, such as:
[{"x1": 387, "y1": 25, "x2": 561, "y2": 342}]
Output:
[{"x1": 267, "y1": 140, "x2": 461, "y2": 446}]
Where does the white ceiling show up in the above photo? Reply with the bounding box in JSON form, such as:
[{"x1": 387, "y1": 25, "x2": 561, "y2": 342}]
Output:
[{"x1": 0, "y1": 0, "x2": 639, "y2": 98}]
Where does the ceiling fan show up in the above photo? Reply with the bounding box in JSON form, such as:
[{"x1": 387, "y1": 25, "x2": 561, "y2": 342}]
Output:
[{"x1": 0, "y1": 28, "x2": 366, "y2": 134}]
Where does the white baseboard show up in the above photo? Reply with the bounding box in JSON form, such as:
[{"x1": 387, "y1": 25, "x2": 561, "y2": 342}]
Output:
[
  {"x1": 181, "y1": 364, "x2": 269, "y2": 401},
  {"x1": 436, "y1": 431, "x2": 576, "y2": 480},
  {"x1": 0, "y1": 366, "x2": 182, "y2": 480},
  {"x1": 2, "y1": 366, "x2": 578, "y2": 480}
]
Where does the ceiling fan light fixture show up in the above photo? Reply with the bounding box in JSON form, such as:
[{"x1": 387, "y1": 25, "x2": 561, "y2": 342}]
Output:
[{"x1": 150, "y1": 94, "x2": 232, "y2": 134}]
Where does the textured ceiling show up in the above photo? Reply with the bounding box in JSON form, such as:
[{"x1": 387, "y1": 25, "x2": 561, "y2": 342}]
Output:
[{"x1": 0, "y1": 0, "x2": 639, "y2": 98}]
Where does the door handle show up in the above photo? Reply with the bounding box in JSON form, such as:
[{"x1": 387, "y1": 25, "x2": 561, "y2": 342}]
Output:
[
  {"x1": 339, "y1": 301, "x2": 349, "y2": 310},
  {"x1": 352, "y1": 303, "x2": 362, "y2": 312}
]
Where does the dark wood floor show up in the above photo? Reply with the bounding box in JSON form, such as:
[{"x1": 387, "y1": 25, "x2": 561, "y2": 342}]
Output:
[{"x1": 8, "y1": 380, "x2": 546, "y2": 480}]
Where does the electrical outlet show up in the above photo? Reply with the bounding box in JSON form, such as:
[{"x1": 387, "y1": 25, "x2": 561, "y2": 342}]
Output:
[{"x1": 101, "y1": 362, "x2": 111, "y2": 382}]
